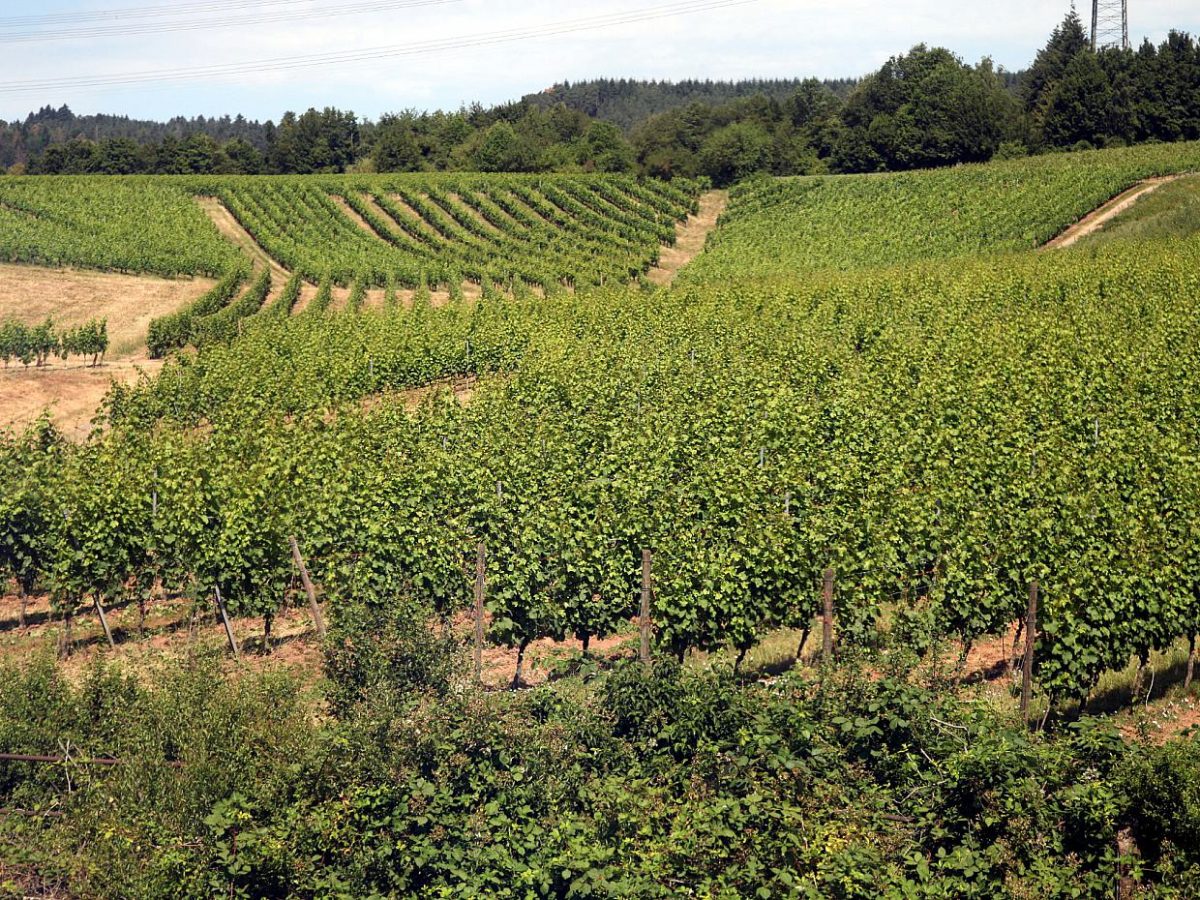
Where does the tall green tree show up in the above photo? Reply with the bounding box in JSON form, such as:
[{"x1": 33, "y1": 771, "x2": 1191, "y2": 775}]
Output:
[
  {"x1": 1023, "y1": 11, "x2": 1091, "y2": 147},
  {"x1": 831, "y1": 45, "x2": 1016, "y2": 172}
]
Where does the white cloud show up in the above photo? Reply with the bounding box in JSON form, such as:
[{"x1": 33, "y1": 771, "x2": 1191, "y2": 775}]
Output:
[{"x1": 0, "y1": 0, "x2": 1194, "y2": 120}]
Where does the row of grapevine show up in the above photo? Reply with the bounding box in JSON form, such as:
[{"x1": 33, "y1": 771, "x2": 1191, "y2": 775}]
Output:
[
  {"x1": 685, "y1": 140, "x2": 1200, "y2": 281},
  {"x1": 209, "y1": 174, "x2": 698, "y2": 290},
  {"x1": 0, "y1": 318, "x2": 108, "y2": 367},
  {"x1": 145, "y1": 266, "x2": 249, "y2": 358},
  {"x1": 6, "y1": 216, "x2": 1200, "y2": 699},
  {"x1": 0, "y1": 177, "x2": 239, "y2": 277},
  {"x1": 0, "y1": 174, "x2": 698, "y2": 308}
]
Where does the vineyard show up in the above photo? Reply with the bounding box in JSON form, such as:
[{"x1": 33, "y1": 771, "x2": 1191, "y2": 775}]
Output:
[
  {"x1": 684, "y1": 141, "x2": 1200, "y2": 281},
  {"x1": 5, "y1": 143, "x2": 1200, "y2": 895},
  {"x1": 0, "y1": 174, "x2": 700, "y2": 291},
  {"x1": 3, "y1": 144, "x2": 1200, "y2": 702}
]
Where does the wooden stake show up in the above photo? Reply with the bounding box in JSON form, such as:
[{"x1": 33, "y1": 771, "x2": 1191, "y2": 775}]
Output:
[
  {"x1": 822, "y1": 569, "x2": 835, "y2": 664},
  {"x1": 1021, "y1": 579, "x2": 1038, "y2": 723},
  {"x1": 17, "y1": 585, "x2": 26, "y2": 631},
  {"x1": 58, "y1": 608, "x2": 73, "y2": 660},
  {"x1": 474, "y1": 541, "x2": 486, "y2": 683},
  {"x1": 93, "y1": 594, "x2": 115, "y2": 649},
  {"x1": 214, "y1": 586, "x2": 240, "y2": 660},
  {"x1": 289, "y1": 535, "x2": 326, "y2": 640},
  {"x1": 1186, "y1": 632, "x2": 1196, "y2": 692},
  {"x1": 640, "y1": 549, "x2": 653, "y2": 666},
  {"x1": 1116, "y1": 826, "x2": 1138, "y2": 900}
]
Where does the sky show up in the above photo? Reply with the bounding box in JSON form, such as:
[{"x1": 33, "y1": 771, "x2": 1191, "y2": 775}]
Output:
[{"x1": 0, "y1": 0, "x2": 1194, "y2": 123}]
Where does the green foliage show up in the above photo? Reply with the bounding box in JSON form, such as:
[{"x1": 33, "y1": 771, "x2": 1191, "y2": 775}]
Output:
[
  {"x1": 831, "y1": 46, "x2": 1018, "y2": 172},
  {"x1": 0, "y1": 318, "x2": 106, "y2": 367},
  {"x1": 0, "y1": 654, "x2": 314, "y2": 899},
  {"x1": 310, "y1": 272, "x2": 334, "y2": 313},
  {"x1": 4, "y1": 654, "x2": 1200, "y2": 897},
  {"x1": 346, "y1": 276, "x2": 368, "y2": 313},
  {"x1": 0, "y1": 176, "x2": 239, "y2": 276},
  {"x1": 469, "y1": 122, "x2": 537, "y2": 173},
  {"x1": 688, "y1": 140, "x2": 1200, "y2": 280},
  {"x1": 323, "y1": 594, "x2": 461, "y2": 719},
  {"x1": 146, "y1": 264, "x2": 250, "y2": 358},
  {"x1": 697, "y1": 121, "x2": 773, "y2": 186}
]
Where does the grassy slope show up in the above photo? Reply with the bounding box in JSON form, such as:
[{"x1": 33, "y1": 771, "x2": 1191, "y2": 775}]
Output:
[
  {"x1": 682, "y1": 142, "x2": 1200, "y2": 283},
  {"x1": 1077, "y1": 174, "x2": 1200, "y2": 247}
]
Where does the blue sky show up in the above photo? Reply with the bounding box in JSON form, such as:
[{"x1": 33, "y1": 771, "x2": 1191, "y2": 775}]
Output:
[{"x1": 0, "y1": 0, "x2": 1194, "y2": 123}]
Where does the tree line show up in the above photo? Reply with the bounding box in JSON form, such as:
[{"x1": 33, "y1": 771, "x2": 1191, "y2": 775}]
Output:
[
  {"x1": 0, "y1": 105, "x2": 269, "y2": 171},
  {"x1": 11, "y1": 15, "x2": 1200, "y2": 185}
]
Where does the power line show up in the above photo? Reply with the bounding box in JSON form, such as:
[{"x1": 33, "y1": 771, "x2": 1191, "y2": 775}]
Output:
[
  {"x1": 0, "y1": 0, "x2": 763, "y2": 96},
  {"x1": 0, "y1": 0, "x2": 332, "y2": 28},
  {"x1": 0, "y1": 0, "x2": 463, "y2": 44}
]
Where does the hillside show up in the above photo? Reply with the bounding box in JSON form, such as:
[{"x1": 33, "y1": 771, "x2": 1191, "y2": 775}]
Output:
[
  {"x1": 684, "y1": 142, "x2": 1200, "y2": 280},
  {"x1": 5, "y1": 145, "x2": 1200, "y2": 895}
]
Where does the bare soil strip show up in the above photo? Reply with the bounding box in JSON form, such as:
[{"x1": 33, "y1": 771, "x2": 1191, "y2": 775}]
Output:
[
  {"x1": 387, "y1": 193, "x2": 454, "y2": 242},
  {"x1": 197, "y1": 197, "x2": 289, "y2": 279},
  {"x1": 288, "y1": 282, "x2": 320, "y2": 315},
  {"x1": 328, "y1": 194, "x2": 379, "y2": 240},
  {"x1": 1043, "y1": 176, "x2": 1183, "y2": 249},
  {"x1": 646, "y1": 190, "x2": 729, "y2": 285},
  {"x1": 447, "y1": 193, "x2": 506, "y2": 237}
]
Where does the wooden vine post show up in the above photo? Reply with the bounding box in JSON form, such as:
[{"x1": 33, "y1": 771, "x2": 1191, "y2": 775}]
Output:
[
  {"x1": 822, "y1": 568, "x2": 835, "y2": 664},
  {"x1": 93, "y1": 594, "x2": 115, "y2": 650},
  {"x1": 474, "y1": 541, "x2": 486, "y2": 683},
  {"x1": 640, "y1": 549, "x2": 653, "y2": 666},
  {"x1": 289, "y1": 535, "x2": 326, "y2": 640},
  {"x1": 213, "y1": 586, "x2": 240, "y2": 660},
  {"x1": 58, "y1": 607, "x2": 73, "y2": 660},
  {"x1": 1021, "y1": 579, "x2": 1039, "y2": 723}
]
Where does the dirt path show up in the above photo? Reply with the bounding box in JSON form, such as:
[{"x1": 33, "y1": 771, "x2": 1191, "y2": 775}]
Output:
[
  {"x1": 197, "y1": 197, "x2": 289, "y2": 280},
  {"x1": 647, "y1": 190, "x2": 728, "y2": 285},
  {"x1": 1043, "y1": 176, "x2": 1183, "y2": 249}
]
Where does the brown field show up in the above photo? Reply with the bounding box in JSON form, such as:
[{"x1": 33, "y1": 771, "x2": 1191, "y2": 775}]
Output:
[
  {"x1": 0, "y1": 262, "x2": 210, "y2": 438},
  {"x1": 0, "y1": 359, "x2": 162, "y2": 440},
  {"x1": 0, "y1": 262, "x2": 215, "y2": 357}
]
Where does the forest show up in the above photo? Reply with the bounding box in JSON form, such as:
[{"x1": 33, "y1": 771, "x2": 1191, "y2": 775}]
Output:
[{"x1": 6, "y1": 14, "x2": 1199, "y2": 185}]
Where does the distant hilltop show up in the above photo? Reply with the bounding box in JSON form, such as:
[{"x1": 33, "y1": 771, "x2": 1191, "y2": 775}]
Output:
[{"x1": 522, "y1": 78, "x2": 860, "y2": 130}]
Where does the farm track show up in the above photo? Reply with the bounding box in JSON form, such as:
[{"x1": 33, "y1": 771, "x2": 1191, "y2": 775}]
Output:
[
  {"x1": 647, "y1": 190, "x2": 728, "y2": 285},
  {"x1": 197, "y1": 196, "x2": 289, "y2": 279},
  {"x1": 1042, "y1": 176, "x2": 1185, "y2": 249}
]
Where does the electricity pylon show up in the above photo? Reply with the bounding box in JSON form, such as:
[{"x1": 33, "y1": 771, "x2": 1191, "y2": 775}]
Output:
[{"x1": 1091, "y1": 0, "x2": 1129, "y2": 51}]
